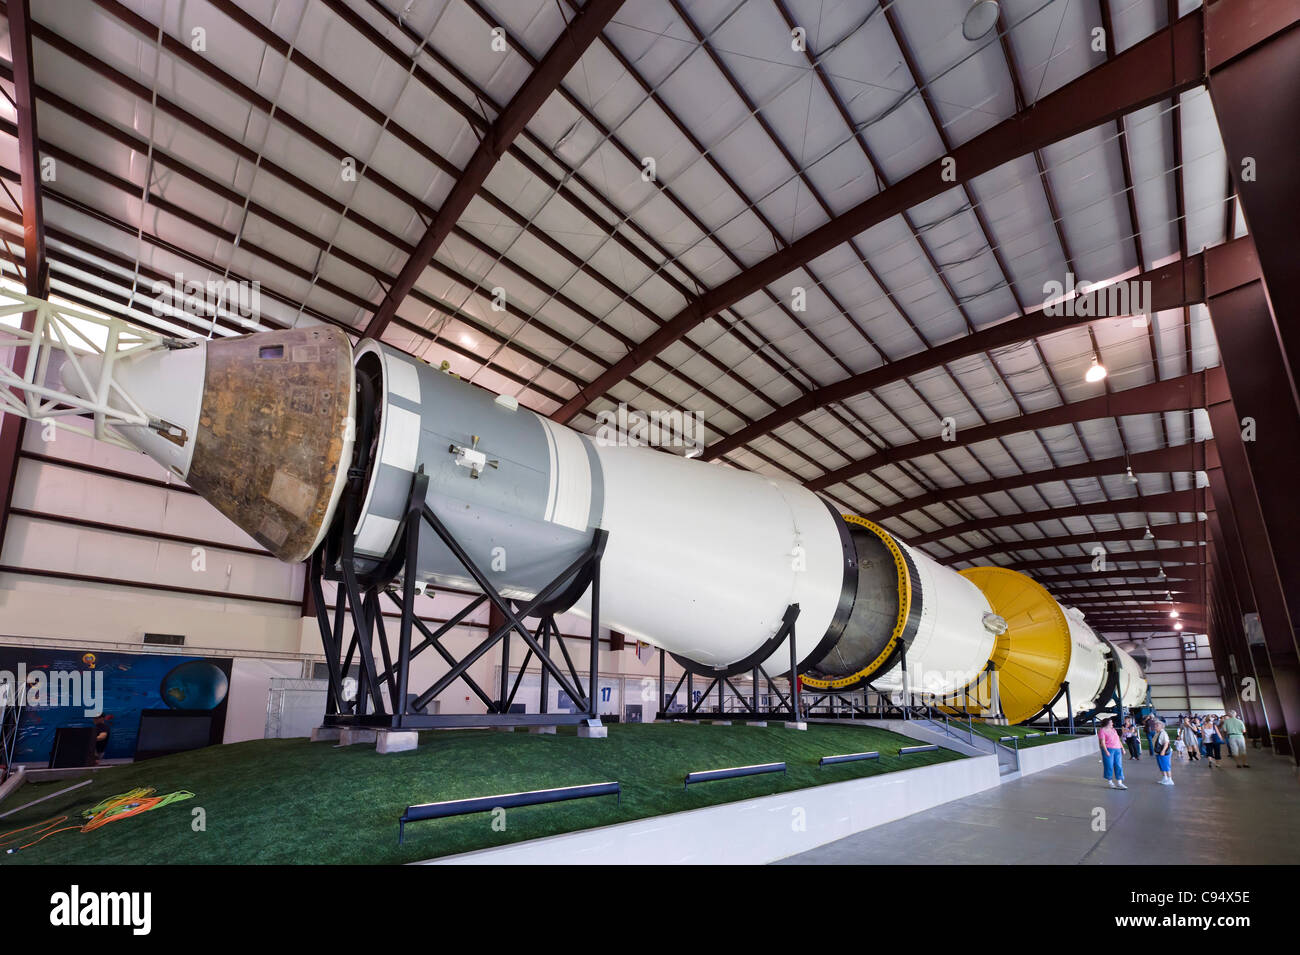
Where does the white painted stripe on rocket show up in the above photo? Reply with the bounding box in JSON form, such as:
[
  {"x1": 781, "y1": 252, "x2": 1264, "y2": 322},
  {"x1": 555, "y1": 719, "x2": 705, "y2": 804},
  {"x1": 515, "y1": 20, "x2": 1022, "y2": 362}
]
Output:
[
  {"x1": 537, "y1": 413, "x2": 560, "y2": 522},
  {"x1": 355, "y1": 515, "x2": 400, "y2": 556},
  {"x1": 385, "y1": 355, "x2": 422, "y2": 404},
  {"x1": 536, "y1": 416, "x2": 591, "y2": 531},
  {"x1": 381, "y1": 406, "x2": 421, "y2": 473}
]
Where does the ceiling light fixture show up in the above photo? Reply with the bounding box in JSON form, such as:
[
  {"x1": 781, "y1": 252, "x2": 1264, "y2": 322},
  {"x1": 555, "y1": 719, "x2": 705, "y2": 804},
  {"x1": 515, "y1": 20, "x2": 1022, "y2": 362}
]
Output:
[
  {"x1": 962, "y1": 0, "x2": 1001, "y2": 41},
  {"x1": 1085, "y1": 356, "x2": 1108, "y2": 383},
  {"x1": 1156, "y1": 567, "x2": 1166, "y2": 580},
  {"x1": 1174, "y1": 622, "x2": 1183, "y2": 631},
  {"x1": 1170, "y1": 609, "x2": 1179, "y2": 619},
  {"x1": 1144, "y1": 525, "x2": 1155, "y2": 540},
  {"x1": 1125, "y1": 465, "x2": 1139, "y2": 484}
]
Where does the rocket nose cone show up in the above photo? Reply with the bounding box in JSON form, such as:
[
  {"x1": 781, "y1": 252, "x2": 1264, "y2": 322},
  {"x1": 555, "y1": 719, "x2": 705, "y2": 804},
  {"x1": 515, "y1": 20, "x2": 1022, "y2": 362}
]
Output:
[{"x1": 183, "y1": 326, "x2": 355, "y2": 563}]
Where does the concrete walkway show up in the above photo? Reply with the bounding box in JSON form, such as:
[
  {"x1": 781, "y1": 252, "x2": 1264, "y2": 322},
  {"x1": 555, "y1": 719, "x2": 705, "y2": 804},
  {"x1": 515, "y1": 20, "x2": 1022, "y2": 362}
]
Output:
[{"x1": 777, "y1": 747, "x2": 1300, "y2": 865}]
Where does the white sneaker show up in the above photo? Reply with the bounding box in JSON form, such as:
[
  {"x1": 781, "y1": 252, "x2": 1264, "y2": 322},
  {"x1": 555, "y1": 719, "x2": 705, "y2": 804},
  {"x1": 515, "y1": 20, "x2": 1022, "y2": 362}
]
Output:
[
  {"x1": 1116, "y1": 781, "x2": 1128, "y2": 790},
  {"x1": 1162, "y1": 778, "x2": 1175, "y2": 786},
  {"x1": 1108, "y1": 779, "x2": 1116, "y2": 788}
]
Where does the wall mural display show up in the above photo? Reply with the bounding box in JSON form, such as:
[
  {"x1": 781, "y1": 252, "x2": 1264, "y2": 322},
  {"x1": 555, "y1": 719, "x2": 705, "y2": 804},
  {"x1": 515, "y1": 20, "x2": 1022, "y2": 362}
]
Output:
[{"x1": 0, "y1": 648, "x2": 231, "y2": 764}]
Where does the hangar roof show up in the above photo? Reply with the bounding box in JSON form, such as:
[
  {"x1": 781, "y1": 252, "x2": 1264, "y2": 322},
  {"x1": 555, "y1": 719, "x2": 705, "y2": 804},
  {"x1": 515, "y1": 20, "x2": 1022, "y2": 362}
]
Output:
[{"x1": 1, "y1": 0, "x2": 1235, "y2": 635}]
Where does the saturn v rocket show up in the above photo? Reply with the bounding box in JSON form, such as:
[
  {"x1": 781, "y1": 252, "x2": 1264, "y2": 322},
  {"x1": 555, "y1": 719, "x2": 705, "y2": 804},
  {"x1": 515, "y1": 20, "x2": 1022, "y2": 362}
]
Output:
[{"x1": 66, "y1": 324, "x2": 1147, "y2": 723}]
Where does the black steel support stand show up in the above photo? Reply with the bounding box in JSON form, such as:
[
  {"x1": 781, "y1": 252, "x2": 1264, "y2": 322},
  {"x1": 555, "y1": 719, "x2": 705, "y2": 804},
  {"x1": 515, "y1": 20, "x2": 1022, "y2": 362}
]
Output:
[
  {"x1": 658, "y1": 648, "x2": 665, "y2": 716},
  {"x1": 1066, "y1": 682, "x2": 1074, "y2": 736},
  {"x1": 310, "y1": 466, "x2": 608, "y2": 730},
  {"x1": 658, "y1": 604, "x2": 803, "y2": 722}
]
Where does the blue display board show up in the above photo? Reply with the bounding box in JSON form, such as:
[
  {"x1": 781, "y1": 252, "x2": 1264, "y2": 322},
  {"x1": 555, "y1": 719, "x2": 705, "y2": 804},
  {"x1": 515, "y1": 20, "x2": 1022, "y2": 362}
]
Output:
[{"x1": 0, "y1": 647, "x2": 231, "y2": 763}]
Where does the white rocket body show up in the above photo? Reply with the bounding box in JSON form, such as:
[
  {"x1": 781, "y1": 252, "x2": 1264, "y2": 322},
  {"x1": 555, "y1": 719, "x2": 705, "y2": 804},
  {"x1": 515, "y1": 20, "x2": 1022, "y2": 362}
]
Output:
[{"x1": 61, "y1": 327, "x2": 1148, "y2": 717}]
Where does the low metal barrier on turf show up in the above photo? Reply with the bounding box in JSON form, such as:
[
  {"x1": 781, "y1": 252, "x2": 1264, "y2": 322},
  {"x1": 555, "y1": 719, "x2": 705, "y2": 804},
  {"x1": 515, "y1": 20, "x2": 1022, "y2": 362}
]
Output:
[
  {"x1": 818, "y1": 751, "x2": 879, "y2": 767},
  {"x1": 897, "y1": 744, "x2": 939, "y2": 755},
  {"x1": 399, "y1": 781, "x2": 621, "y2": 844},
  {"x1": 684, "y1": 762, "x2": 786, "y2": 790}
]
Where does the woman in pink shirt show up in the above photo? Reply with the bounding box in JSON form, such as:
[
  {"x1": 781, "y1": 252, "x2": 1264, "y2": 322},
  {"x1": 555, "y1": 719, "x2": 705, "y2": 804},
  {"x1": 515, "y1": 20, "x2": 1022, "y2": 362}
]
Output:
[{"x1": 1097, "y1": 717, "x2": 1128, "y2": 789}]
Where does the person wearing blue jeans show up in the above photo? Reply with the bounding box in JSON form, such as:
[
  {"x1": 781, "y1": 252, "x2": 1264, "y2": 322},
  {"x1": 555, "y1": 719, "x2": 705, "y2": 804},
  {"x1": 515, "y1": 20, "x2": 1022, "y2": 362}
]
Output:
[{"x1": 1097, "y1": 717, "x2": 1128, "y2": 789}]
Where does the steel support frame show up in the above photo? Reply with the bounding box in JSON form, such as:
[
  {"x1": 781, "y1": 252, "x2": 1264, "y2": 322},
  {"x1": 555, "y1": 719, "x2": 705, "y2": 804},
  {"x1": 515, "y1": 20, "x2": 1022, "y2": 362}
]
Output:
[
  {"x1": 0, "y1": 0, "x2": 47, "y2": 555},
  {"x1": 1205, "y1": 528, "x2": 1268, "y2": 742},
  {"x1": 363, "y1": 0, "x2": 627, "y2": 339},
  {"x1": 553, "y1": 9, "x2": 1207, "y2": 423},
  {"x1": 1203, "y1": 257, "x2": 1300, "y2": 760},
  {"x1": 1205, "y1": 427, "x2": 1297, "y2": 758},
  {"x1": 1206, "y1": 0, "x2": 1300, "y2": 391},
  {"x1": 656, "y1": 604, "x2": 804, "y2": 722},
  {"x1": 1201, "y1": 1, "x2": 1300, "y2": 760},
  {"x1": 811, "y1": 371, "x2": 1213, "y2": 495},
  {"x1": 309, "y1": 466, "x2": 608, "y2": 730}
]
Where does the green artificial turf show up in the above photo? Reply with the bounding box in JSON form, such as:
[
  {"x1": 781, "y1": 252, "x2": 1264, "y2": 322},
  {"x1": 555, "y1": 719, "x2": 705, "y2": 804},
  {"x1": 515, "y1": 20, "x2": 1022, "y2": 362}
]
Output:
[
  {"x1": 0, "y1": 722, "x2": 960, "y2": 865},
  {"x1": 945, "y1": 719, "x2": 1077, "y2": 748}
]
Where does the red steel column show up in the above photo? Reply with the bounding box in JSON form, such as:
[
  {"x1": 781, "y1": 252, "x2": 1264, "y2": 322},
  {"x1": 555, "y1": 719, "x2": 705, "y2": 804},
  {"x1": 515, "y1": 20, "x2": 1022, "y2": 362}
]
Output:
[
  {"x1": 1204, "y1": 433, "x2": 1297, "y2": 757},
  {"x1": 1207, "y1": 504, "x2": 1270, "y2": 742},
  {"x1": 1206, "y1": 0, "x2": 1300, "y2": 388}
]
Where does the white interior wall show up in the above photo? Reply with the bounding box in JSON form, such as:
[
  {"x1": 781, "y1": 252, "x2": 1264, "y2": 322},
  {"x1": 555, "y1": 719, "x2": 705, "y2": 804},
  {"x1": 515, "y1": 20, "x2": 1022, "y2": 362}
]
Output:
[
  {"x1": 225, "y1": 657, "x2": 307, "y2": 743},
  {"x1": 1142, "y1": 633, "x2": 1223, "y2": 714},
  {"x1": 0, "y1": 421, "x2": 694, "y2": 739}
]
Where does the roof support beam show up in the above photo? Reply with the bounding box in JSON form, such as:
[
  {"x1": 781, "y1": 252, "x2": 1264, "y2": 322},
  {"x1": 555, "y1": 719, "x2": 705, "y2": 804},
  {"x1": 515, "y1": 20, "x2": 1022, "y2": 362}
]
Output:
[
  {"x1": 1077, "y1": 602, "x2": 1204, "y2": 613},
  {"x1": 941, "y1": 520, "x2": 1204, "y2": 565},
  {"x1": 813, "y1": 370, "x2": 1215, "y2": 494},
  {"x1": 1083, "y1": 622, "x2": 1206, "y2": 633},
  {"x1": 1032, "y1": 568, "x2": 1199, "y2": 586},
  {"x1": 1048, "y1": 590, "x2": 1202, "y2": 602},
  {"x1": 361, "y1": 0, "x2": 625, "y2": 339},
  {"x1": 0, "y1": 0, "x2": 48, "y2": 554},
  {"x1": 1081, "y1": 616, "x2": 1205, "y2": 627},
  {"x1": 871, "y1": 442, "x2": 1208, "y2": 524},
  {"x1": 551, "y1": 8, "x2": 1206, "y2": 423},
  {"x1": 708, "y1": 241, "x2": 1238, "y2": 467},
  {"x1": 907, "y1": 489, "x2": 1200, "y2": 548},
  {"x1": 1206, "y1": 0, "x2": 1300, "y2": 388},
  {"x1": 1060, "y1": 597, "x2": 1203, "y2": 612},
  {"x1": 1010, "y1": 544, "x2": 1207, "y2": 572}
]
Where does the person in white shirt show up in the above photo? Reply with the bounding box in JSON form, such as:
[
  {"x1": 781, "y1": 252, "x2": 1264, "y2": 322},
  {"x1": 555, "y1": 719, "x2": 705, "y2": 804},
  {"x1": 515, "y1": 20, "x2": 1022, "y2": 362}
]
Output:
[{"x1": 1152, "y1": 721, "x2": 1174, "y2": 785}]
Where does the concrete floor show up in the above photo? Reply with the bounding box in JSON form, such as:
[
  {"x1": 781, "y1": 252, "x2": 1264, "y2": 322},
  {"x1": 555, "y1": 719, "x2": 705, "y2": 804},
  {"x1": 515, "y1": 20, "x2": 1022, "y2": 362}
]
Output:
[{"x1": 777, "y1": 747, "x2": 1300, "y2": 865}]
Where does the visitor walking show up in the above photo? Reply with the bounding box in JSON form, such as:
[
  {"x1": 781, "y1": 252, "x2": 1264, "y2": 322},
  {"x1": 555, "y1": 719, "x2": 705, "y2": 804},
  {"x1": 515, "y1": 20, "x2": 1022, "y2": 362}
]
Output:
[
  {"x1": 1097, "y1": 717, "x2": 1127, "y2": 789},
  {"x1": 1122, "y1": 717, "x2": 1141, "y2": 760},
  {"x1": 1181, "y1": 716, "x2": 1200, "y2": 762},
  {"x1": 1202, "y1": 715, "x2": 1222, "y2": 767},
  {"x1": 1152, "y1": 720, "x2": 1174, "y2": 785},
  {"x1": 1144, "y1": 712, "x2": 1158, "y2": 755},
  {"x1": 1221, "y1": 709, "x2": 1249, "y2": 768}
]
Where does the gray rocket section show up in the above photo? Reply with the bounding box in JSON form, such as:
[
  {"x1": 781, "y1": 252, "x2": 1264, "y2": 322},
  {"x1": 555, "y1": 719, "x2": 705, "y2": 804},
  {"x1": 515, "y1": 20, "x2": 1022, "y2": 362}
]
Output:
[{"x1": 351, "y1": 344, "x2": 604, "y2": 598}]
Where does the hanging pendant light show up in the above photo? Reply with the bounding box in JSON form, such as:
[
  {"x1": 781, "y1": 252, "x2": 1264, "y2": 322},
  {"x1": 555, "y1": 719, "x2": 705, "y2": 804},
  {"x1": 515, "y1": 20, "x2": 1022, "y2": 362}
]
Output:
[{"x1": 1085, "y1": 356, "x2": 1108, "y2": 383}]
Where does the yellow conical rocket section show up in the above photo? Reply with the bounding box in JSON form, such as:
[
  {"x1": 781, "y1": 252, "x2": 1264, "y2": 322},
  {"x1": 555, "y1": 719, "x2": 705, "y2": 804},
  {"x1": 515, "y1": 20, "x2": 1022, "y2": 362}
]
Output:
[{"x1": 955, "y1": 566, "x2": 1073, "y2": 724}]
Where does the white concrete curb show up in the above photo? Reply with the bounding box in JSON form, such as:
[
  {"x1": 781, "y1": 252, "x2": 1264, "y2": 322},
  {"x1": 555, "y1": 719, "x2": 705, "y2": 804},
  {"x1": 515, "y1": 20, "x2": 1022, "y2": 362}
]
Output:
[{"x1": 420, "y1": 751, "x2": 1001, "y2": 865}]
